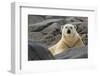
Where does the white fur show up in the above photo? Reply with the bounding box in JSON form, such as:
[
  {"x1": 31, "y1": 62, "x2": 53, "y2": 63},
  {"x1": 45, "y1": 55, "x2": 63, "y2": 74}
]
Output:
[{"x1": 48, "y1": 24, "x2": 84, "y2": 55}]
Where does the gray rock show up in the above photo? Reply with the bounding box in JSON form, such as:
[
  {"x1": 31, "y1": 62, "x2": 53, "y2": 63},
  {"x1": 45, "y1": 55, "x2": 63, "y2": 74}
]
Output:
[
  {"x1": 55, "y1": 46, "x2": 88, "y2": 59},
  {"x1": 28, "y1": 15, "x2": 88, "y2": 60},
  {"x1": 28, "y1": 32, "x2": 43, "y2": 42},
  {"x1": 28, "y1": 19, "x2": 63, "y2": 32},
  {"x1": 41, "y1": 23, "x2": 59, "y2": 34},
  {"x1": 28, "y1": 15, "x2": 45, "y2": 25},
  {"x1": 76, "y1": 22, "x2": 88, "y2": 34},
  {"x1": 28, "y1": 15, "x2": 88, "y2": 46},
  {"x1": 28, "y1": 41, "x2": 88, "y2": 60}
]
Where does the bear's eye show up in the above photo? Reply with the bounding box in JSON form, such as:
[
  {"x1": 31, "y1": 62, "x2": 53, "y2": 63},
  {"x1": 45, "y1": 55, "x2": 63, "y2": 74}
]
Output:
[
  {"x1": 65, "y1": 27, "x2": 68, "y2": 29},
  {"x1": 70, "y1": 27, "x2": 72, "y2": 29}
]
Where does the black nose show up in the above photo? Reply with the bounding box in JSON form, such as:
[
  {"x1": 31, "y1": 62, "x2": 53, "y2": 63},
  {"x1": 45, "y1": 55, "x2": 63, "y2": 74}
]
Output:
[{"x1": 67, "y1": 29, "x2": 71, "y2": 34}]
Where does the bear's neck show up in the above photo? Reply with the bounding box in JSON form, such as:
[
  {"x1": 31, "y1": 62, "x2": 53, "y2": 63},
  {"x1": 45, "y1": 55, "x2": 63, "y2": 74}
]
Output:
[{"x1": 61, "y1": 33, "x2": 78, "y2": 48}]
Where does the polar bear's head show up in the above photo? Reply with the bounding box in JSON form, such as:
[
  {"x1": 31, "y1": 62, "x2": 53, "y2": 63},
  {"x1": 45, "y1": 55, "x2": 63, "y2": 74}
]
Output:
[{"x1": 61, "y1": 24, "x2": 77, "y2": 37}]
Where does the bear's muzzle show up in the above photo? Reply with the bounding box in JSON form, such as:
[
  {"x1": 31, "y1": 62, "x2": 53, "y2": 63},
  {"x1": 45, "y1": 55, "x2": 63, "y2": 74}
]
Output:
[{"x1": 67, "y1": 29, "x2": 71, "y2": 34}]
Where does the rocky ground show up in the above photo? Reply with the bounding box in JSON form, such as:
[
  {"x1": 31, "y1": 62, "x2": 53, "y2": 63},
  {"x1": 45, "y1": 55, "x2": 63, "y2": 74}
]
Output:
[{"x1": 28, "y1": 15, "x2": 88, "y2": 47}]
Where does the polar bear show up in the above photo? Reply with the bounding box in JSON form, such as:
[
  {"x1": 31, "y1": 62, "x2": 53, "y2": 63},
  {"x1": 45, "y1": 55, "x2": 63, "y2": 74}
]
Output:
[{"x1": 48, "y1": 24, "x2": 84, "y2": 55}]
